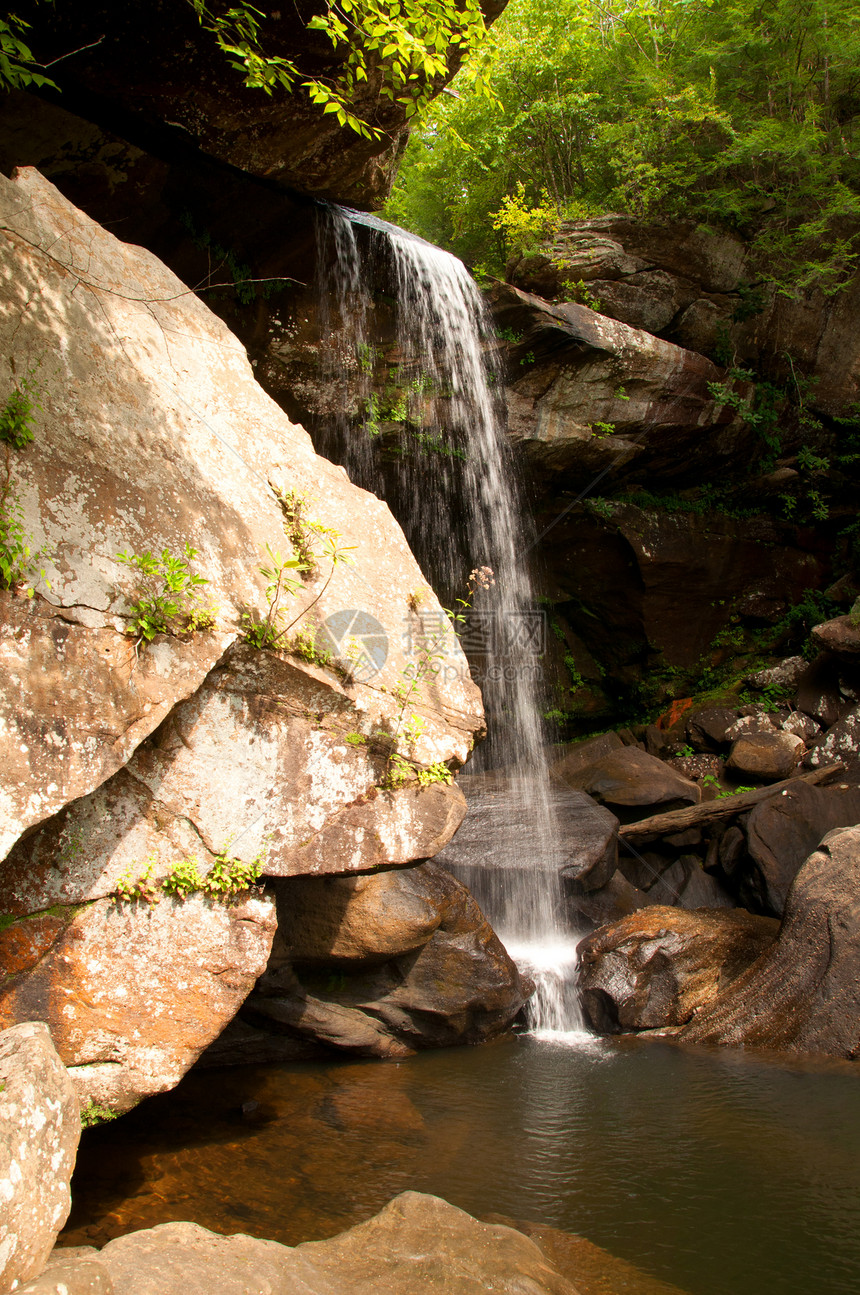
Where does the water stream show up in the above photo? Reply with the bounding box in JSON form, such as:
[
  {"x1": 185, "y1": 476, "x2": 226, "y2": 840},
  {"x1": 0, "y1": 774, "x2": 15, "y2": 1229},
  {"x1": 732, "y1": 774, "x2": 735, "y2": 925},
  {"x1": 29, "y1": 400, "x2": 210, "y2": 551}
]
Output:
[{"x1": 314, "y1": 206, "x2": 582, "y2": 1032}]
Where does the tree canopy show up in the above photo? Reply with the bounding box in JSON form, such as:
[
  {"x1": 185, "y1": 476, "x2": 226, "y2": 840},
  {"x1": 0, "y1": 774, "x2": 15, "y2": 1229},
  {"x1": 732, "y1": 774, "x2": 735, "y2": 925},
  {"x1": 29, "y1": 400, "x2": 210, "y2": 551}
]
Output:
[{"x1": 385, "y1": 0, "x2": 860, "y2": 291}]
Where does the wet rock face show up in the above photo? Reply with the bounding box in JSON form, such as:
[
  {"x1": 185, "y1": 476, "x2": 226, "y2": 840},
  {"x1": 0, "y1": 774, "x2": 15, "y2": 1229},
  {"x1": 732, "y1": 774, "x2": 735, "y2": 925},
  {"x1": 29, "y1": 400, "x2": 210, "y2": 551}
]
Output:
[
  {"x1": 679, "y1": 826, "x2": 860, "y2": 1058},
  {"x1": 577, "y1": 907, "x2": 778, "y2": 1033},
  {"x1": 433, "y1": 771, "x2": 620, "y2": 895},
  {"x1": 0, "y1": 1022, "x2": 80, "y2": 1293},
  {"x1": 229, "y1": 862, "x2": 532, "y2": 1058},
  {"x1": 489, "y1": 281, "x2": 746, "y2": 487}
]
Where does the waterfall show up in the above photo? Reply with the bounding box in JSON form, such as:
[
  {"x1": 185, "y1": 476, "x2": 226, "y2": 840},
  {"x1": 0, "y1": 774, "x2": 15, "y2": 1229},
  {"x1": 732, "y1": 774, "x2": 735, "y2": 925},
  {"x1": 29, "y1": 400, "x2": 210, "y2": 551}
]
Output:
[{"x1": 315, "y1": 205, "x2": 585, "y2": 1036}]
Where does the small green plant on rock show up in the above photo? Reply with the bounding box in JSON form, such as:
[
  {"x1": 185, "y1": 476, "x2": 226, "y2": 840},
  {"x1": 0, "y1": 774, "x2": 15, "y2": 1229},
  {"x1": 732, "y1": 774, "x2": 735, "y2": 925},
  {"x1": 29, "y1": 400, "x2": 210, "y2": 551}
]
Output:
[
  {"x1": 116, "y1": 543, "x2": 216, "y2": 646},
  {"x1": 113, "y1": 855, "x2": 160, "y2": 905},
  {"x1": 0, "y1": 367, "x2": 53, "y2": 596},
  {"x1": 80, "y1": 1102, "x2": 119, "y2": 1129},
  {"x1": 563, "y1": 279, "x2": 602, "y2": 311},
  {"x1": 113, "y1": 844, "x2": 265, "y2": 906}
]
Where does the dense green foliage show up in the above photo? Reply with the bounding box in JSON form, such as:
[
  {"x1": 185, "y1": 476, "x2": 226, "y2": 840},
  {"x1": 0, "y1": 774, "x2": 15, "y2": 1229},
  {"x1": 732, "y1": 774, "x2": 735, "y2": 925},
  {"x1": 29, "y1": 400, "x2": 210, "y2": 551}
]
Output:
[{"x1": 386, "y1": 0, "x2": 860, "y2": 288}]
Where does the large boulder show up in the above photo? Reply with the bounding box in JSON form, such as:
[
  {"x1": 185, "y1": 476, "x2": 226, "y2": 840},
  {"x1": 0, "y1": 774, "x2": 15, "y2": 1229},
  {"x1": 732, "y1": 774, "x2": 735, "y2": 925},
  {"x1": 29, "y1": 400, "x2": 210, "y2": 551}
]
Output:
[
  {"x1": 0, "y1": 167, "x2": 482, "y2": 1102},
  {"x1": 434, "y1": 771, "x2": 620, "y2": 896},
  {"x1": 577, "y1": 907, "x2": 778, "y2": 1033},
  {"x1": 0, "y1": 895, "x2": 277, "y2": 1113},
  {"x1": 237, "y1": 862, "x2": 532, "y2": 1056},
  {"x1": 679, "y1": 826, "x2": 860, "y2": 1057},
  {"x1": 91, "y1": 1194, "x2": 578, "y2": 1295},
  {"x1": 0, "y1": 166, "x2": 481, "y2": 864},
  {"x1": 811, "y1": 615, "x2": 860, "y2": 659},
  {"x1": 744, "y1": 781, "x2": 860, "y2": 915},
  {"x1": 0, "y1": 1023, "x2": 80, "y2": 1294},
  {"x1": 726, "y1": 731, "x2": 804, "y2": 782},
  {"x1": 489, "y1": 281, "x2": 746, "y2": 484},
  {"x1": 557, "y1": 747, "x2": 700, "y2": 820}
]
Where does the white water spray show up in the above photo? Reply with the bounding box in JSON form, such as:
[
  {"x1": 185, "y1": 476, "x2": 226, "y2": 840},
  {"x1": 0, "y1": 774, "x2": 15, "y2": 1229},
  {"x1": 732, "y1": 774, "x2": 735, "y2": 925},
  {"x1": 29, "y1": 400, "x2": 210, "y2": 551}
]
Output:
[{"x1": 315, "y1": 206, "x2": 585, "y2": 1035}]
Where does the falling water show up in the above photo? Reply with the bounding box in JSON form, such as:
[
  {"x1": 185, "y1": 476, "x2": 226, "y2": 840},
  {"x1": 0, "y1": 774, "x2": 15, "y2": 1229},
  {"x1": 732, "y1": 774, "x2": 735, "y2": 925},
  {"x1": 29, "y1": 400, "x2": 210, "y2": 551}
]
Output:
[{"x1": 315, "y1": 205, "x2": 584, "y2": 1035}]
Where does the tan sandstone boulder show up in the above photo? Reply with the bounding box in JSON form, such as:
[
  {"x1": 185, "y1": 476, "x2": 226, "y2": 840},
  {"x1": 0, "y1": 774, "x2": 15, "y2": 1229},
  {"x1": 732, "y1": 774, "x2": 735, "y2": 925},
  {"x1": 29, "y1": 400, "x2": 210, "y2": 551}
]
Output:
[{"x1": 0, "y1": 1023, "x2": 80, "y2": 1294}]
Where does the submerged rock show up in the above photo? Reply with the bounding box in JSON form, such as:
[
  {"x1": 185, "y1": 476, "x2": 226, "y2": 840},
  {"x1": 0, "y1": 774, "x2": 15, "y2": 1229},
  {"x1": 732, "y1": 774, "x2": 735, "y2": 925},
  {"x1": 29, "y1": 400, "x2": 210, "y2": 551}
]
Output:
[
  {"x1": 0, "y1": 1023, "x2": 80, "y2": 1294},
  {"x1": 577, "y1": 906, "x2": 778, "y2": 1033},
  {"x1": 678, "y1": 826, "x2": 860, "y2": 1057}
]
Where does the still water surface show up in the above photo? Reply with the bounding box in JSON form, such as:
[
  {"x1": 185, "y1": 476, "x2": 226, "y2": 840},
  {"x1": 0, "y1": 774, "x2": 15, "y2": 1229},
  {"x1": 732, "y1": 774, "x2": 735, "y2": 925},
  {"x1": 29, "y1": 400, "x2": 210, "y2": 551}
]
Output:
[{"x1": 64, "y1": 1035, "x2": 860, "y2": 1294}]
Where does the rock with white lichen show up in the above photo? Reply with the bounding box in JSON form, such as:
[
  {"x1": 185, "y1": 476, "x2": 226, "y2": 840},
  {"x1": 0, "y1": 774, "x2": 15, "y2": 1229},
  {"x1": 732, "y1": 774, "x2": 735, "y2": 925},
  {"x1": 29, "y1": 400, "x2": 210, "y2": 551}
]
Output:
[{"x1": 0, "y1": 1023, "x2": 80, "y2": 1295}]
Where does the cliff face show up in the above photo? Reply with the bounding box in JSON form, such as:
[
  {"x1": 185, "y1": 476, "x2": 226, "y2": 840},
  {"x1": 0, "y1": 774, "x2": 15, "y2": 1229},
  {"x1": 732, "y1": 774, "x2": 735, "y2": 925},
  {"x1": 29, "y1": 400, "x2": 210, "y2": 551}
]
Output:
[{"x1": 0, "y1": 167, "x2": 486, "y2": 1109}]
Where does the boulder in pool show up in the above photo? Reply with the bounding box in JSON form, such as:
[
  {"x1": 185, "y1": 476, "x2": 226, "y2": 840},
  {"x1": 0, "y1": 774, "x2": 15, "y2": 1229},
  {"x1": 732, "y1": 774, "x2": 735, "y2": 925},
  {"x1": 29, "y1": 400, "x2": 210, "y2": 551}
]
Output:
[
  {"x1": 228, "y1": 861, "x2": 532, "y2": 1058},
  {"x1": 678, "y1": 825, "x2": 860, "y2": 1058},
  {"x1": 577, "y1": 906, "x2": 778, "y2": 1032}
]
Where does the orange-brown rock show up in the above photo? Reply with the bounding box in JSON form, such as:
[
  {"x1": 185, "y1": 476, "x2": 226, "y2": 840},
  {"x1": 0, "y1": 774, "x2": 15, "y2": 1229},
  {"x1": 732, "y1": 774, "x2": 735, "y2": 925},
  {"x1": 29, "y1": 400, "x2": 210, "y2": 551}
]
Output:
[
  {"x1": 577, "y1": 905, "x2": 778, "y2": 1032},
  {"x1": 678, "y1": 826, "x2": 860, "y2": 1058},
  {"x1": 0, "y1": 893, "x2": 277, "y2": 1112}
]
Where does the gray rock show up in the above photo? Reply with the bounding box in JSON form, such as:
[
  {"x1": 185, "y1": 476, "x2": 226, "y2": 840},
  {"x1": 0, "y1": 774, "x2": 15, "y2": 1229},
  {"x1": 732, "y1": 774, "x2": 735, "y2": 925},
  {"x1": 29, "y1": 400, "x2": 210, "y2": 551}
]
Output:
[
  {"x1": 0, "y1": 1022, "x2": 80, "y2": 1293},
  {"x1": 804, "y1": 703, "x2": 860, "y2": 770},
  {"x1": 744, "y1": 656, "x2": 808, "y2": 692},
  {"x1": 724, "y1": 713, "x2": 777, "y2": 741},
  {"x1": 726, "y1": 731, "x2": 803, "y2": 781},
  {"x1": 436, "y1": 772, "x2": 619, "y2": 894},
  {"x1": 647, "y1": 857, "x2": 735, "y2": 909},
  {"x1": 779, "y1": 711, "x2": 821, "y2": 742}
]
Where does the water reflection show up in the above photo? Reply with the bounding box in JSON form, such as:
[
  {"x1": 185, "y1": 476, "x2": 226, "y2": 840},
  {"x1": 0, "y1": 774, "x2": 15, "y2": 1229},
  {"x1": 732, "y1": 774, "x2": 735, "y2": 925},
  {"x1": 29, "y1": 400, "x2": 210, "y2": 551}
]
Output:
[{"x1": 63, "y1": 1036, "x2": 860, "y2": 1295}]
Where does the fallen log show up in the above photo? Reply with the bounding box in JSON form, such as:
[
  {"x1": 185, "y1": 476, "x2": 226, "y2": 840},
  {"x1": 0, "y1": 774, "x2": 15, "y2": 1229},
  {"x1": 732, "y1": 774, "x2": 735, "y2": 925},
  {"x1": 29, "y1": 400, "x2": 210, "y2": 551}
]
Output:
[{"x1": 618, "y1": 764, "x2": 846, "y2": 842}]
